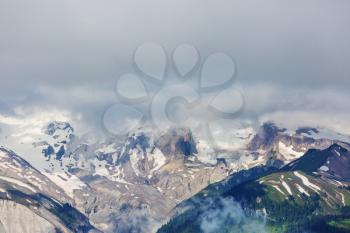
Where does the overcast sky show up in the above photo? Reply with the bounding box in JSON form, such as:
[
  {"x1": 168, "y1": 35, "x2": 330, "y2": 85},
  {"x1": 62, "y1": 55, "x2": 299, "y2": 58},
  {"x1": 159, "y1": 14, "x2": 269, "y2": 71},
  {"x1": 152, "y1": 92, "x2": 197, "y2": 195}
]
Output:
[{"x1": 1, "y1": 0, "x2": 350, "y2": 135}]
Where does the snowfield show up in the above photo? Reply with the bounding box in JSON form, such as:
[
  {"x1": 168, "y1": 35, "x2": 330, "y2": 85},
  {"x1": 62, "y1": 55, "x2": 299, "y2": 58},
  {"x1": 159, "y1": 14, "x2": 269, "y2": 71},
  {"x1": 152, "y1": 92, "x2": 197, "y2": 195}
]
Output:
[
  {"x1": 278, "y1": 142, "x2": 305, "y2": 160},
  {"x1": 42, "y1": 172, "x2": 85, "y2": 198}
]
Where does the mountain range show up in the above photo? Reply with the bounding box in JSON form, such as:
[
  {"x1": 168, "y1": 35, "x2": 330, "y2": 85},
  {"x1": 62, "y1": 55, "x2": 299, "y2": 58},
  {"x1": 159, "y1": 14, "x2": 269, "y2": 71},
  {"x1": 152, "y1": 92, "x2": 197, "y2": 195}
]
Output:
[{"x1": 0, "y1": 121, "x2": 350, "y2": 233}]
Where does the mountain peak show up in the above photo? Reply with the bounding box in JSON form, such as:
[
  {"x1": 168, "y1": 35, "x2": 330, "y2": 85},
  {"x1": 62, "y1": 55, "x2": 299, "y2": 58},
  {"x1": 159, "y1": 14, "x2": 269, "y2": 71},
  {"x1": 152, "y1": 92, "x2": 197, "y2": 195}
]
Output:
[
  {"x1": 295, "y1": 127, "x2": 319, "y2": 136},
  {"x1": 34, "y1": 121, "x2": 75, "y2": 162},
  {"x1": 248, "y1": 122, "x2": 286, "y2": 151},
  {"x1": 284, "y1": 143, "x2": 350, "y2": 181},
  {"x1": 329, "y1": 143, "x2": 348, "y2": 154},
  {"x1": 45, "y1": 121, "x2": 74, "y2": 136},
  {"x1": 155, "y1": 127, "x2": 197, "y2": 157}
]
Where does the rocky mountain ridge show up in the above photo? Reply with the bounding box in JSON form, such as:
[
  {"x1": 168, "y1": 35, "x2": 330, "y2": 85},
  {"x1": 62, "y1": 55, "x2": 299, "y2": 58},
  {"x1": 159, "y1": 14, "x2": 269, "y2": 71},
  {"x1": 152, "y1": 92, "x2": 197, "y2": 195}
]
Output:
[
  {"x1": 0, "y1": 121, "x2": 349, "y2": 232},
  {"x1": 0, "y1": 147, "x2": 98, "y2": 233}
]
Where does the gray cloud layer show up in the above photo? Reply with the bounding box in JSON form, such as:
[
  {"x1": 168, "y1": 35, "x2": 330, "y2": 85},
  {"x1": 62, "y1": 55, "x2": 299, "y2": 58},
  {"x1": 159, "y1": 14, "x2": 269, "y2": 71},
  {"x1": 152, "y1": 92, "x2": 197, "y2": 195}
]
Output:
[{"x1": 1, "y1": 0, "x2": 350, "y2": 133}]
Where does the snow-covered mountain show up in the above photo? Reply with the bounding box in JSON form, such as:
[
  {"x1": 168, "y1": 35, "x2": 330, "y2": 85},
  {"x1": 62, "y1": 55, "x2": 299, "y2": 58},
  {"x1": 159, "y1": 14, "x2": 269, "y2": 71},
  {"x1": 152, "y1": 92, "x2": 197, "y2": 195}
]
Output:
[
  {"x1": 0, "y1": 120, "x2": 349, "y2": 232},
  {"x1": 0, "y1": 147, "x2": 98, "y2": 233},
  {"x1": 247, "y1": 122, "x2": 348, "y2": 167},
  {"x1": 0, "y1": 122, "x2": 233, "y2": 232}
]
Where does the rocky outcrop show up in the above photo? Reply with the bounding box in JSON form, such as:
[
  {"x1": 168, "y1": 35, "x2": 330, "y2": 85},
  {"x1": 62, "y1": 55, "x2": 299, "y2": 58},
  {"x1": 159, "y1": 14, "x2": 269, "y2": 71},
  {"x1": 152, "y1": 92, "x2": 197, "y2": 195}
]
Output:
[
  {"x1": 0, "y1": 200, "x2": 56, "y2": 233},
  {"x1": 248, "y1": 123, "x2": 338, "y2": 167}
]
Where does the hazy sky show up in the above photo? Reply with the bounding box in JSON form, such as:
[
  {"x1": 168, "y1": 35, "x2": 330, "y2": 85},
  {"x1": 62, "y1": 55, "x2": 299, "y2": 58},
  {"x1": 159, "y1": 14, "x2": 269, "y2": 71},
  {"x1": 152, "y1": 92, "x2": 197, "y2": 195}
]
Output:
[{"x1": 1, "y1": 0, "x2": 350, "y2": 135}]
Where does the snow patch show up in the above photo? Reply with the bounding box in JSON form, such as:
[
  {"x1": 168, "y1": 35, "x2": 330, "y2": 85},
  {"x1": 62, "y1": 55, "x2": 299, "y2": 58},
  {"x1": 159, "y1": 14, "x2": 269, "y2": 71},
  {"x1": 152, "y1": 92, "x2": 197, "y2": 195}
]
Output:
[
  {"x1": 294, "y1": 172, "x2": 321, "y2": 193},
  {"x1": 43, "y1": 171, "x2": 85, "y2": 198},
  {"x1": 95, "y1": 144, "x2": 116, "y2": 154},
  {"x1": 148, "y1": 148, "x2": 166, "y2": 174},
  {"x1": 281, "y1": 180, "x2": 293, "y2": 195},
  {"x1": 334, "y1": 149, "x2": 341, "y2": 157},
  {"x1": 295, "y1": 184, "x2": 310, "y2": 196},
  {"x1": 271, "y1": 185, "x2": 285, "y2": 196},
  {"x1": 319, "y1": 166, "x2": 329, "y2": 172},
  {"x1": 338, "y1": 192, "x2": 346, "y2": 206},
  {"x1": 278, "y1": 142, "x2": 305, "y2": 161}
]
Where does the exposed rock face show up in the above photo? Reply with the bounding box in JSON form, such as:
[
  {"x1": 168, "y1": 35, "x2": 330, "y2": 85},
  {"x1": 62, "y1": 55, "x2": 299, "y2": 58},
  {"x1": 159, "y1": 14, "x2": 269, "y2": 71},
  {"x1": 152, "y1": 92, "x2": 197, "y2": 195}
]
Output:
[
  {"x1": 0, "y1": 147, "x2": 71, "y2": 204},
  {"x1": 0, "y1": 187, "x2": 97, "y2": 233},
  {"x1": 0, "y1": 147, "x2": 99, "y2": 233},
  {"x1": 35, "y1": 121, "x2": 74, "y2": 161},
  {"x1": 248, "y1": 122, "x2": 338, "y2": 167},
  {"x1": 249, "y1": 122, "x2": 286, "y2": 151},
  {"x1": 0, "y1": 200, "x2": 56, "y2": 233},
  {"x1": 155, "y1": 128, "x2": 197, "y2": 158}
]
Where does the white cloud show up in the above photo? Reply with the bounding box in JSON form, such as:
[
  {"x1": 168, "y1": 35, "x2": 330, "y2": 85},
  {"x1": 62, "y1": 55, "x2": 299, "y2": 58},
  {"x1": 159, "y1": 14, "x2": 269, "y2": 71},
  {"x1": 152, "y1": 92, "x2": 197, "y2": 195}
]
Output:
[
  {"x1": 259, "y1": 110, "x2": 350, "y2": 136},
  {"x1": 0, "y1": 0, "x2": 349, "y2": 136},
  {"x1": 0, "y1": 107, "x2": 82, "y2": 138},
  {"x1": 199, "y1": 197, "x2": 267, "y2": 233}
]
